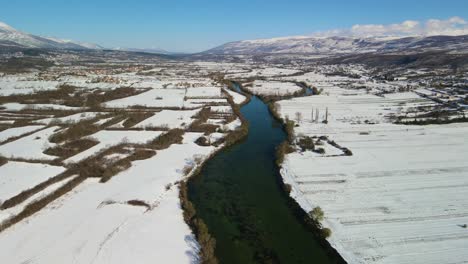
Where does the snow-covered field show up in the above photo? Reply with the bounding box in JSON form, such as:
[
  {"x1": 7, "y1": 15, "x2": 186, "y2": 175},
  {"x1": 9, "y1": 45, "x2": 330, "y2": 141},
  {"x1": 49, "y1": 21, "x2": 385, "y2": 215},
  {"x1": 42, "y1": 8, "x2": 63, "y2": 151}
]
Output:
[
  {"x1": 277, "y1": 83, "x2": 468, "y2": 264},
  {"x1": 244, "y1": 80, "x2": 303, "y2": 96},
  {"x1": 0, "y1": 133, "x2": 216, "y2": 263},
  {"x1": 0, "y1": 60, "x2": 247, "y2": 264}
]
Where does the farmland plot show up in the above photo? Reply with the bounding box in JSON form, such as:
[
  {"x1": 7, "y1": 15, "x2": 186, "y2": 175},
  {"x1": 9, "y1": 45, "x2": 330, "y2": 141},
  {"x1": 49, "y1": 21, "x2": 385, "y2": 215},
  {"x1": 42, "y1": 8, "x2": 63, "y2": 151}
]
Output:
[{"x1": 277, "y1": 84, "x2": 468, "y2": 264}]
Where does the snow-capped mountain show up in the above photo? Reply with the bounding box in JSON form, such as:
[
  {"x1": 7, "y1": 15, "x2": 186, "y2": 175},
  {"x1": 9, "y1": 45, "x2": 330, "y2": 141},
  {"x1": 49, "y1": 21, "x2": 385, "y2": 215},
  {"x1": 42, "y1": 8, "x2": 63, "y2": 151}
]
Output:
[
  {"x1": 204, "y1": 35, "x2": 468, "y2": 55},
  {"x1": 0, "y1": 21, "x2": 103, "y2": 50}
]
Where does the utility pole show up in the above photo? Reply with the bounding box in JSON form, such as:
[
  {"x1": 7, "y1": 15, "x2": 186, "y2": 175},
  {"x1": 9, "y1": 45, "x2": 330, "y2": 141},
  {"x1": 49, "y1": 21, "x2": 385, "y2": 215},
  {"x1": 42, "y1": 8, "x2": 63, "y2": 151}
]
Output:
[
  {"x1": 311, "y1": 108, "x2": 314, "y2": 123},
  {"x1": 315, "y1": 108, "x2": 319, "y2": 123}
]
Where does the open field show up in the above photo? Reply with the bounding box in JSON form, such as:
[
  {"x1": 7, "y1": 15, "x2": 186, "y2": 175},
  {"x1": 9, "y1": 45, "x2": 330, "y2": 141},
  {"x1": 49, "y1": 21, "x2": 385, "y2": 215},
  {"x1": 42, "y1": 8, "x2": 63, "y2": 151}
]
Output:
[
  {"x1": 277, "y1": 71, "x2": 468, "y2": 264},
  {"x1": 0, "y1": 56, "x2": 247, "y2": 263}
]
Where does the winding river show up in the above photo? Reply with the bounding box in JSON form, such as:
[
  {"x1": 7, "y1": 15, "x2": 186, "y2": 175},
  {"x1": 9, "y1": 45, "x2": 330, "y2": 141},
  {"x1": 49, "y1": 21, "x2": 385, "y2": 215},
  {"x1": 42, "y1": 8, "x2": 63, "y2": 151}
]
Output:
[{"x1": 188, "y1": 84, "x2": 336, "y2": 264}]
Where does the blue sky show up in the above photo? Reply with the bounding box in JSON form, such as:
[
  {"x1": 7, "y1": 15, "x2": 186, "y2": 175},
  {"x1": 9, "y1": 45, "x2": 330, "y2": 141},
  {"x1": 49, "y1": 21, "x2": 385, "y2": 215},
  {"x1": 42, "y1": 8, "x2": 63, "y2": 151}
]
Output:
[{"x1": 0, "y1": 0, "x2": 467, "y2": 52}]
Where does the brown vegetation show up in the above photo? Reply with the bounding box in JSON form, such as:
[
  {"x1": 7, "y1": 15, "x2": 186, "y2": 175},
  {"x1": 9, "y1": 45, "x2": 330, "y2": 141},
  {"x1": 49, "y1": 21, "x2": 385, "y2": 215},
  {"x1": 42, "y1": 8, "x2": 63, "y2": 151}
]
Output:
[
  {"x1": 49, "y1": 119, "x2": 101, "y2": 143},
  {"x1": 179, "y1": 181, "x2": 218, "y2": 264},
  {"x1": 43, "y1": 138, "x2": 99, "y2": 159}
]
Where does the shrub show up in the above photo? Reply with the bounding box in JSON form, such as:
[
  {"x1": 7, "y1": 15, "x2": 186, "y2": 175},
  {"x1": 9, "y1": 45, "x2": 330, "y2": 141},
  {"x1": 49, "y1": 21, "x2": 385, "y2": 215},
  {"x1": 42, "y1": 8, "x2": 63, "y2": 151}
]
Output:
[
  {"x1": 314, "y1": 147, "x2": 325, "y2": 154},
  {"x1": 309, "y1": 206, "x2": 324, "y2": 222},
  {"x1": 343, "y1": 148, "x2": 353, "y2": 156},
  {"x1": 321, "y1": 227, "x2": 332, "y2": 238},
  {"x1": 276, "y1": 141, "x2": 295, "y2": 166},
  {"x1": 122, "y1": 112, "x2": 154, "y2": 128},
  {"x1": 297, "y1": 136, "x2": 315, "y2": 151},
  {"x1": 49, "y1": 120, "x2": 100, "y2": 143},
  {"x1": 43, "y1": 138, "x2": 99, "y2": 159},
  {"x1": 148, "y1": 128, "x2": 184, "y2": 150},
  {"x1": 195, "y1": 136, "x2": 210, "y2": 146}
]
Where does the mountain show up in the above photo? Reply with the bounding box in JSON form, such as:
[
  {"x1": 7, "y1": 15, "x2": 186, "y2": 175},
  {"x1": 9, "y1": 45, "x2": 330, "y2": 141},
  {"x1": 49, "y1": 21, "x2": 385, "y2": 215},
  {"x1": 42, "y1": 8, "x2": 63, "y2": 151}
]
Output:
[
  {"x1": 204, "y1": 35, "x2": 468, "y2": 55},
  {"x1": 0, "y1": 21, "x2": 103, "y2": 50}
]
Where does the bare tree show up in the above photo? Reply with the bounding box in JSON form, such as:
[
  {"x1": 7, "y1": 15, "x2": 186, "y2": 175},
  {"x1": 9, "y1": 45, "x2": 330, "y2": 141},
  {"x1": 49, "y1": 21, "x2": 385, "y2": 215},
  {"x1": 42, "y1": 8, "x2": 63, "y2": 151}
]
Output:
[{"x1": 295, "y1": 111, "x2": 302, "y2": 123}]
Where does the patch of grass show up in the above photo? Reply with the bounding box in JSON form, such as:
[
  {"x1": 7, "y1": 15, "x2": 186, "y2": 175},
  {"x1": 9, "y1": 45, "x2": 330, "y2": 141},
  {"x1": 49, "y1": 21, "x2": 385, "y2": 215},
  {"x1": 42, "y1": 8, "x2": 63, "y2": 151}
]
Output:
[
  {"x1": 147, "y1": 129, "x2": 184, "y2": 150},
  {"x1": 122, "y1": 112, "x2": 154, "y2": 128},
  {"x1": 43, "y1": 138, "x2": 99, "y2": 159},
  {"x1": 49, "y1": 119, "x2": 101, "y2": 143}
]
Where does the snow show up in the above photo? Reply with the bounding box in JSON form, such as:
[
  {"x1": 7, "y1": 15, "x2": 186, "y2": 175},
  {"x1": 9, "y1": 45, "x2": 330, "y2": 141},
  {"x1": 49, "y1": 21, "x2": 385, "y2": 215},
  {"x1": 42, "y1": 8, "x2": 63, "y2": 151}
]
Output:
[
  {"x1": 0, "y1": 133, "x2": 218, "y2": 264},
  {"x1": 35, "y1": 112, "x2": 100, "y2": 125},
  {"x1": 225, "y1": 88, "x2": 247, "y2": 104},
  {"x1": 0, "y1": 77, "x2": 59, "y2": 96},
  {"x1": 0, "y1": 126, "x2": 60, "y2": 160},
  {"x1": 133, "y1": 109, "x2": 200, "y2": 129},
  {"x1": 65, "y1": 130, "x2": 164, "y2": 164},
  {"x1": 186, "y1": 86, "x2": 222, "y2": 98},
  {"x1": 0, "y1": 161, "x2": 65, "y2": 204},
  {"x1": 104, "y1": 88, "x2": 185, "y2": 108},
  {"x1": 1, "y1": 102, "x2": 83, "y2": 111},
  {"x1": 277, "y1": 86, "x2": 468, "y2": 264},
  {"x1": 246, "y1": 80, "x2": 303, "y2": 96},
  {"x1": 0, "y1": 125, "x2": 43, "y2": 143}
]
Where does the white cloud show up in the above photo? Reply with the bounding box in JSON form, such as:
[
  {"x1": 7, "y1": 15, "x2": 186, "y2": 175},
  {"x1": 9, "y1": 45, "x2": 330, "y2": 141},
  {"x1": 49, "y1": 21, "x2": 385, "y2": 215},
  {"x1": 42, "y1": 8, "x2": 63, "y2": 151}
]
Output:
[{"x1": 313, "y1": 17, "x2": 468, "y2": 38}]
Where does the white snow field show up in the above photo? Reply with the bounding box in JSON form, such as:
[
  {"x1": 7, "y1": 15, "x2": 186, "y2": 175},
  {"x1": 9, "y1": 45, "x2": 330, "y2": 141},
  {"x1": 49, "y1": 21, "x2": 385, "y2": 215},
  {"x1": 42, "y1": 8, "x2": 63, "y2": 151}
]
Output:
[
  {"x1": 104, "y1": 88, "x2": 186, "y2": 108},
  {"x1": 0, "y1": 58, "x2": 250, "y2": 264},
  {"x1": 224, "y1": 88, "x2": 247, "y2": 104},
  {"x1": 0, "y1": 126, "x2": 60, "y2": 160},
  {"x1": 186, "y1": 86, "x2": 222, "y2": 98},
  {"x1": 0, "y1": 161, "x2": 65, "y2": 205},
  {"x1": 0, "y1": 133, "x2": 217, "y2": 264},
  {"x1": 133, "y1": 109, "x2": 200, "y2": 129},
  {"x1": 0, "y1": 125, "x2": 43, "y2": 143},
  {"x1": 245, "y1": 80, "x2": 303, "y2": 96},
  {"x1": 278, "y1": 86, "x2": 468, "y2": 264},
  {"x1": 64, "y1": 130, "x2": 164, "y2": 163},
  {"x1": 0, "y1": 77, "x2": 59, "y2": 96}
]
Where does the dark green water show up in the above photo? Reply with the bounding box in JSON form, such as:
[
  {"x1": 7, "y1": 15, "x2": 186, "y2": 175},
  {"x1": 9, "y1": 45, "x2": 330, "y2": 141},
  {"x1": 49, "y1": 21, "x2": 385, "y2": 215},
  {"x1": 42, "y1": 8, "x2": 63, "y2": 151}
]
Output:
[{"x1": 188, "y1": 85, "x2": 334, "y2": 264}]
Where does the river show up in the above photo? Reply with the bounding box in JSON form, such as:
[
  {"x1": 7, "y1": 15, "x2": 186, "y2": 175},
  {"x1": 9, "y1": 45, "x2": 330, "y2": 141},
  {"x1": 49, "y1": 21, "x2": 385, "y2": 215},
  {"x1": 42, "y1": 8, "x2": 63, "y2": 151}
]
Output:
[{"x1": 188, "y1": 83, "x2": 337, "y2": 264}]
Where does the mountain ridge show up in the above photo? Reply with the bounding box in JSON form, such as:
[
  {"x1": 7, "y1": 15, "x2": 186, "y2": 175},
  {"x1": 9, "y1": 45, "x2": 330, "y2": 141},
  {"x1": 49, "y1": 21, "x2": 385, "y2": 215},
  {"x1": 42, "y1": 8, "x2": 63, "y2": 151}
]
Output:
[{"x1": 203, "y1": 35, "x2": 468, "y2": 55}]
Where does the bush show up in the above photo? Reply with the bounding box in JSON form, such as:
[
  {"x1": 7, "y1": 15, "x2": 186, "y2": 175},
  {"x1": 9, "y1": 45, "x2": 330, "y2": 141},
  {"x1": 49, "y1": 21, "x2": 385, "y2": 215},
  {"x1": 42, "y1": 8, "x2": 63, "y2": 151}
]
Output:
[
  {"x1": 283, "y1": 183, "x2": 292, "y2": 194},
  {"x1": 343, "y1": 148, "x2": 353, "y2": 156},
  {"x1": 43, "y1": 138, "x2": 99, "y2": 159},
  {"x1": 309, "y1": 206, "x2": 324, "y2": 222},
  {"x1": 148, "y1": 128, "x2": 184, "y2": 150},
  {"x1": 49, "y1": 120, "x2": 100, "y2": 143},
  {"x1": 321, "y1": 227, "x2": 332, "y2": 238},
  {"x1": 297, "y1": 136, "x2": 315, "y2": 151},
  {"x1": 314, "y1": 147, "x2": 325, "y2": 154},
  {"x1": 195, "y1": 136, "x2": 210, "y2": 146},
  {"x1": 122, "y1": 112, "x2": 153, "y2": 128}
]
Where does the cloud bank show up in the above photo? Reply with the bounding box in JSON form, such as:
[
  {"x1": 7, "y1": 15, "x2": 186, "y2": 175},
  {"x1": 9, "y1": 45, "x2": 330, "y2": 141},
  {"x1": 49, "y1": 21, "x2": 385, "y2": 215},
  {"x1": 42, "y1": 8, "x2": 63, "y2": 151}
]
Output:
[{"x1": 313, "y1": 17, "x2": 468, "y2": 38}]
